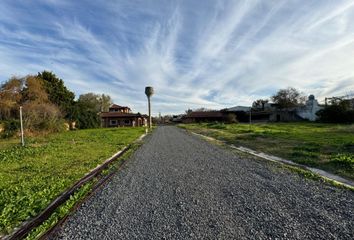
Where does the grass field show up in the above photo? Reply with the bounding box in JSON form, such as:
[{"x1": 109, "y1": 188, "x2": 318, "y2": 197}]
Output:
[
  {"x1": 179, "y1": 122, "x2": 354, "y2": 180},
  {"x1": 0, "y1": 127, "x2": 145, "y2": 236}
]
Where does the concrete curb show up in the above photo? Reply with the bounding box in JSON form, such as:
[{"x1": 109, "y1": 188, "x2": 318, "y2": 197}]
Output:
[{"x1": 190, "y1": 132, "x2": 354, "y2": 189}]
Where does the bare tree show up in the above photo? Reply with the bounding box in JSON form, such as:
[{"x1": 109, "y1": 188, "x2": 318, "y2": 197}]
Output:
[
  {"x1": 271, "y1": 87, "x2": 305, "y2": 109},
  {"x1": 252, "y1": 99, "x2": 269, "y2": 110}
]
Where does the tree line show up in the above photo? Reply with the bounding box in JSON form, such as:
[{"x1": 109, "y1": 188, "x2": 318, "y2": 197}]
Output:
[
  {"x1": 252, "y1": 87, "x2": 354, "y2": 123},
  {"x1": 0, "y1": 71, "x2": 112, "y2": 137}
]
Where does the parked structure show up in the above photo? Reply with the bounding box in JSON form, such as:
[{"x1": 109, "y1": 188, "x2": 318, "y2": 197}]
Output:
[{"x1": 100, "y1": 104, "x2": 147, "y2": 127}]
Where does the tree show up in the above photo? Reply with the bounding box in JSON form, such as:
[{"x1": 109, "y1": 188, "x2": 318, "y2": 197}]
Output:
[
  {"x1": 71, "y1": 93, "x2": 102, "y2": 129},
  {"x1": 271, "y1": 87, "x2": 305, "y2": 109},
  {"x1": 21, "y1": 75, "x2": 64, "y2": 132},
  {"x1": 0, "y1": 77, "x2": 23, "y2": 120},
  {"x1": 0, "y1": 75, "x2": 65, "y2": 133},
  {"x1": 77, "y1": 93, "x2": 101, "y2": 112},
  {"x1": 21, "y1": 76, "x2": 49, "y2": 104},
  {"x1": 37, "y1": 71, "x2": 75, "y2": 116},
  {"x1": 99, "y1": 94, "x2": 112, "y2": 112},
  {"x1": 77, "y1": 93, "x2": 112, "y2": 112},
  {"x1": 252, "y1": 99, "x2": 269, "y2": 110},
  {"x1": 185, "y1": 109, "x2": 193, "y2": 115}
]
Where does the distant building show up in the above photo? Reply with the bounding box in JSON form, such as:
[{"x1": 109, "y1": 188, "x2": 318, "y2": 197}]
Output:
[
  {"x1": 296, "y1": 95, "x2": 323, "y2": 121},
  {"x1": 100, "y1": 104, "x2": 147, "y2": 127},
  {"x1": 225, "y1": 95, "x2": 323, "y2": 122},
  {"x1": 182, "y1": 111, "x2": 226, "y2": 123},
  {"x1": 224, "y1": 106, "x2": 271, "y2": 122}
]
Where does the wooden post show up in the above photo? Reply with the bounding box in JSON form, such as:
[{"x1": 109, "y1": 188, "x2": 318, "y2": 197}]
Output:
[{"x1": 20, "y1": 106, "x2": 24, "y2": 146}]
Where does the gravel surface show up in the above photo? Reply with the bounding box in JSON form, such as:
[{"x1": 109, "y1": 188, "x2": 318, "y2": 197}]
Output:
[{"x1": 51, "y1": 126, "x2": 354, "y2": 240}]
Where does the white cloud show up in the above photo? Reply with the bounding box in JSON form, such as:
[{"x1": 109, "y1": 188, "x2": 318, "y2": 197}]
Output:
[{"x1": 0, "y1": 0, "x2": 354, "y2": 114}]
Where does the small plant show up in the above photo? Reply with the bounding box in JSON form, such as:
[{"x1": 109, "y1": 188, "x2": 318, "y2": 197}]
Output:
[
  {"x1": 329, "y1": 154, "x2": 354, "y2": 169},
  {"x1": 1, "y1": 120, "x2": 20, "y2": 139}
]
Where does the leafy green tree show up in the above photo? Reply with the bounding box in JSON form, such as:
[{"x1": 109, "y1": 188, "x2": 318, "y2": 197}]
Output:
[
  {"x1": 271, "y1": 87, "x2": 305, "y2": 109},
  {"x1": 77, "y1": 93, "x2": 101, "y2": 112},
  {"x1": 37, "y1": 71, "x2": 75, "y2": 116},
  {"x1": 66, "y1": 92, "x2": 113, "y2": 129},
  {"x1": 99, "y1": 94, "x2": 112, "y2": 112},
  {"x1": 71, "y1": 93, "x2": 101, "y2": 129}
]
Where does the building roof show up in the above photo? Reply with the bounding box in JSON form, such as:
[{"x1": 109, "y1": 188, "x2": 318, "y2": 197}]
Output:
[
  {"x1": 226, "y1": 106, "x2": 251, "y2": 112},
  {"x1": 109, "y1": 104, "x2": 131, "y2": 109},
  {"x1": 100, "y1": 112, "x2": 145, "y2": 118},
  {"x1": 185, "y1": 111, "x2": 224, "y2": 118}
]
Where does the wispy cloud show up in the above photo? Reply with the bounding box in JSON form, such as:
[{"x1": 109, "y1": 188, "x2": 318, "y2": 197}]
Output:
[{"x1": 0, "y1": 0, "x2": 354, "y2": 114}]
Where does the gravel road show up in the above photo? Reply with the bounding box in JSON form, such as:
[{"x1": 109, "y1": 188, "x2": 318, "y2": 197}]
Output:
[{"x1": 51, "y1": 126, "x2": 354, "y2": 240}]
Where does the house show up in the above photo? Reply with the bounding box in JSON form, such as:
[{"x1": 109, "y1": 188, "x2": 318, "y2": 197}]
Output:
[{"x1": 100, "y1": 104, "x2": 147, "y2": 127}]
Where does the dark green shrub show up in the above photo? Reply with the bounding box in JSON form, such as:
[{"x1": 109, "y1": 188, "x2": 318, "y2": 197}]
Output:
[
  {"x1": 1, "y1": 120, "x2": 20, "y2": 138},
  {"x1": 317, "y1": 101, "x2": 354, "y2": 123}
]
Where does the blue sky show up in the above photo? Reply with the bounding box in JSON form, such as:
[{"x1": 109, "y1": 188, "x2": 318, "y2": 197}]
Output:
[{"x1": 1, "y1": 0, "x2": 354, "y2": 115}]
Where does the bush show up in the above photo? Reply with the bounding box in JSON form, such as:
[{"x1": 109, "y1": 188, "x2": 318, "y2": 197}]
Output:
[
  {"x1": 317, "y1": 102, "x2": 354, "y2": 123},
  {"x1": 226, "y1": 113, "x2": 238, "y2": 123},
  {"x1": 75, "y1": 110, "x2": 100, "y2": 129},
  {"x1": 22, "y1": 103, "x2": 65, "y2": 132},
  {"x1": 1, "y1": 120, "x2": 20, "y2": 138}
]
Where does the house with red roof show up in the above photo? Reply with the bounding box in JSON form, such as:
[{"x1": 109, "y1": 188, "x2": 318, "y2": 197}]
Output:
[{"x1": 100, "y1": 104, "x2": 147, "y2": 127}]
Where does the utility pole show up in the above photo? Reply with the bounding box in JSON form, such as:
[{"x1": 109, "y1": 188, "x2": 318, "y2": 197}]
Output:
[
  {"x1": 19, "y1": 106, "x2": 24, "y2": 146},
  {"x1": 145, "y1": 86, "x2": 154, "y2": 130}
]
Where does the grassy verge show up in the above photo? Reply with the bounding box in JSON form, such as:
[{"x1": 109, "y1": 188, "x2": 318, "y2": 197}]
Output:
[
  {"x1": 179, "y1": 122, "x2": 354, "y2": 180},
  {"x1": 0, "y1": 127, "x2": 145, "y2": 236},
  {"x1": 24, "y1": 140, "x2": 144, "y2": 240}
]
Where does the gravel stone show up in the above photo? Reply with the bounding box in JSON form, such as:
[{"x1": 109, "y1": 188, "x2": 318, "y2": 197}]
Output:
[{"x1": 51, "y1": 126, "x2": 354, "y2": 240}]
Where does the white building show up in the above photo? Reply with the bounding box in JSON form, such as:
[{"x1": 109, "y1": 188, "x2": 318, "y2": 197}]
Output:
[{"x1": 296, "y1": 95, "x2": 323, "y2": 121}]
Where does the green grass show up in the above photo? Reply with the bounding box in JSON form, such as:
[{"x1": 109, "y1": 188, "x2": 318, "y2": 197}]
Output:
[
  {"x1": 0, "y1": 127, "x2": 145, "y2": 236},
  {"x1": 179, "y1": 122, "x2": 354, "y2": 180}
]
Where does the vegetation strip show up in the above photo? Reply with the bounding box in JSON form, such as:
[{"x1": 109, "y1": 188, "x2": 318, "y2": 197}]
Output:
[
  {"x1": 39, "y1": 171, "x2": 117, "y2": 239},
  {"x1": 179, "y1": 123, "x2": 354, "y2": 180},
  {"x1": 38, "y1": 152, "x2": 135, "y2": 240},
  {"x1": 3, "y1": 133, "x2": 147, "y2": 240},
  {"x1": 190, "y1": 131, "x2": 354, "y2": 189}
]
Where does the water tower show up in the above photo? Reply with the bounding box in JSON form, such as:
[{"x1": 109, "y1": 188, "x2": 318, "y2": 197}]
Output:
[{"x1": 145, "y1": 86, "x2": 154, "y2": 129}]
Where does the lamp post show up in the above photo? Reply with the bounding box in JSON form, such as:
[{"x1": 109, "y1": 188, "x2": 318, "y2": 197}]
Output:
[{"x1": 145, "y1": 86, "x2": 154, "y2": 129}]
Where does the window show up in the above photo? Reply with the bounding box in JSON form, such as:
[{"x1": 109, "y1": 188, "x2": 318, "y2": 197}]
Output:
[
  {"x1": 110, "y1": 120, "x2": 118, "y2": 125},
  {"x1": 124, "y1": 120, "x2": 130, "y2": 124}
]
